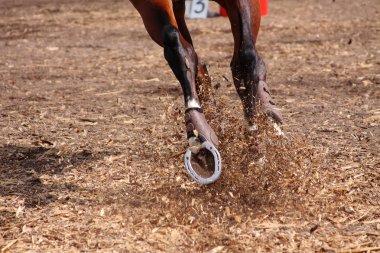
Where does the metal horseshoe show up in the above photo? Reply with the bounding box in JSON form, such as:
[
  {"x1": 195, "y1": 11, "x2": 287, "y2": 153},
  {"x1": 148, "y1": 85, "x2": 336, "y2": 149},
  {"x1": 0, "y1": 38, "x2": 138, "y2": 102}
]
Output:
[{"x1": 184, "y1": 142, "x2": 222, "y2": 185}]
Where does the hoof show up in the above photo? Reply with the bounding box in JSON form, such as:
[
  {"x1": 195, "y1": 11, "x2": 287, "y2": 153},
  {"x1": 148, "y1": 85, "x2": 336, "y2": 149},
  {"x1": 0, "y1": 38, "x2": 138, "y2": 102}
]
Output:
[
  {"x1": 257, "y1": 81, "x2": 283, "y2": 124},
  {"x1": 185, "y1": 109, "x2": 218, "y2": 146}
]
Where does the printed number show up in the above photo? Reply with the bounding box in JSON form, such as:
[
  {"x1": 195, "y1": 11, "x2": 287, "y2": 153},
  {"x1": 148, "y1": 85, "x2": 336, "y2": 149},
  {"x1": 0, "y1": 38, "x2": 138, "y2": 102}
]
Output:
[{"x1": 194, "y1": 0, "x2": 205, "y2": 14}]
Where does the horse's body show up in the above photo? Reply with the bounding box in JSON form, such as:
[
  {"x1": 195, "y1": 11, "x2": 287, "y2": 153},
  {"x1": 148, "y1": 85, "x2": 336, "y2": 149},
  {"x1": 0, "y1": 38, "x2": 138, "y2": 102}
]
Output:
[{"x1": 130, "y1": 0, "x2": 282, "y2": 183}]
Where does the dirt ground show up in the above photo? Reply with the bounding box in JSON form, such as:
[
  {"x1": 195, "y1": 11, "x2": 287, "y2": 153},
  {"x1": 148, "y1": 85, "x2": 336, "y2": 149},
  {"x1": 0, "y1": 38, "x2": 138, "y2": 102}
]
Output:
[{"x1": 0, "y1": 0, "x2": 379, "y2": 252}]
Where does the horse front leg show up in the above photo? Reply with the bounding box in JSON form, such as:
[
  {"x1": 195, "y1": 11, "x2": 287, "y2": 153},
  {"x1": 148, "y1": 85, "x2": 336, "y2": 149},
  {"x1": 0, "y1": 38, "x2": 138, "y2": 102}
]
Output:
[
  {"x1": 216, "y1": 0, "x2": 283, "y2": 127},
  {"x1": 173, "y1": 2, "x2": 213, "y2": 103},
  {"x1": 162, "y1": 24, "x2": 218, "y2": 147},
  {"x1": 131, "y1": 1, "x2": 221, "y2": 184},
  {"x1": 131, "y1": 0, "x2": 218, "y2": 146}
]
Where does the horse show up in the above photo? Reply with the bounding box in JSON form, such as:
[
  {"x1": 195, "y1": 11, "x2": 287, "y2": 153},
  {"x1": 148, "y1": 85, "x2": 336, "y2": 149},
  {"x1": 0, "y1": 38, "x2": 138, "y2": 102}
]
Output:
[{"x1": 130, "y1": 0, "x2": 283, "y2": 184}]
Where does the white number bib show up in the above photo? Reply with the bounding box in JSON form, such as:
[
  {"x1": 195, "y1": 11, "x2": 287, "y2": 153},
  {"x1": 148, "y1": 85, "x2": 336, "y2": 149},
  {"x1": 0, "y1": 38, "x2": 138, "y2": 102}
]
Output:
[{"x1": 185, "y1": 0, "x2": 209, "y2": 19}]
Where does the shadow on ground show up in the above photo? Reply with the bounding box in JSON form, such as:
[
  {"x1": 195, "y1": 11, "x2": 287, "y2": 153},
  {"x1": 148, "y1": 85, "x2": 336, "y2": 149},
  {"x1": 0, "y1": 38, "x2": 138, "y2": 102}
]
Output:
[{"x1": 0, "y1": 144, "x2": 113, "y2": 208}]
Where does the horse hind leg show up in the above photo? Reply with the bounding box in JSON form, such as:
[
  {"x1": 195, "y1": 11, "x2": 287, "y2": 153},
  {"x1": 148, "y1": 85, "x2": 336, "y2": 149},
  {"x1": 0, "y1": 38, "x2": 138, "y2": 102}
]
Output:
[{"x1": 217, "y1": 0, "x2": 283, "y2": 126}]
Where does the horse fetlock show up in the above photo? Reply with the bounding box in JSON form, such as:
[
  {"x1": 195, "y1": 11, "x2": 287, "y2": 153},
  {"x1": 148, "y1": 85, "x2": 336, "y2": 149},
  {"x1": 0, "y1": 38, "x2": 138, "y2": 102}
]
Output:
[
  {"x1": 239, "y1": 47, "x2": 257, "y2": 66},
  {"x1": 232, "y1": 52, "x2": 260, "y2": 104},
  {"x1": 240, "y1": 47, "x2": 260, "y2": 82}
]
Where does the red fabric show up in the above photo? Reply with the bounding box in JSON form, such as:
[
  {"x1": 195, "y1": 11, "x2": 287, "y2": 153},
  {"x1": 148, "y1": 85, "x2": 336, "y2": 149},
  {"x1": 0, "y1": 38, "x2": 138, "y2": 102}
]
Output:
[
  {"x1": 220, "y1": 7, "x2": 227, "y2": 17},
  {"x1": 260, "y1": 0, "x2": 268, "y2": 16}
]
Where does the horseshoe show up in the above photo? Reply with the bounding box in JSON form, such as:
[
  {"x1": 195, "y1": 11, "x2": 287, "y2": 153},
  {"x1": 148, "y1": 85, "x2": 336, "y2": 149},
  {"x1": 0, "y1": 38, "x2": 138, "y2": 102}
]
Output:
[{"x1": 184, "y1": 141, "x2": 222, "y2": 185}]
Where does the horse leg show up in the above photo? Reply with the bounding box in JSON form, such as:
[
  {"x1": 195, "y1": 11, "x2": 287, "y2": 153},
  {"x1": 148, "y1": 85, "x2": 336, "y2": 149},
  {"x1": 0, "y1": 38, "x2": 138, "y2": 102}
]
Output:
[
  {"x1": 130, "y1": 0, "x2": 218, "y2": 147},
  {"x1": 173, "y1": 1, "x2": 213, "y2": 102},
  {"x1": 215, "y1": 0, "x2": 282, "y2": 127}
]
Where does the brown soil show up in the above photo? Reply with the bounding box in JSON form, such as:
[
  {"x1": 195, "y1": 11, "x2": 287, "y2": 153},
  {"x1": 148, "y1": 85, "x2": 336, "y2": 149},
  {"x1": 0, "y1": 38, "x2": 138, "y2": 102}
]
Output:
[{"x1": 1, "y1": 0, "x2": 379, "y2": 252}]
